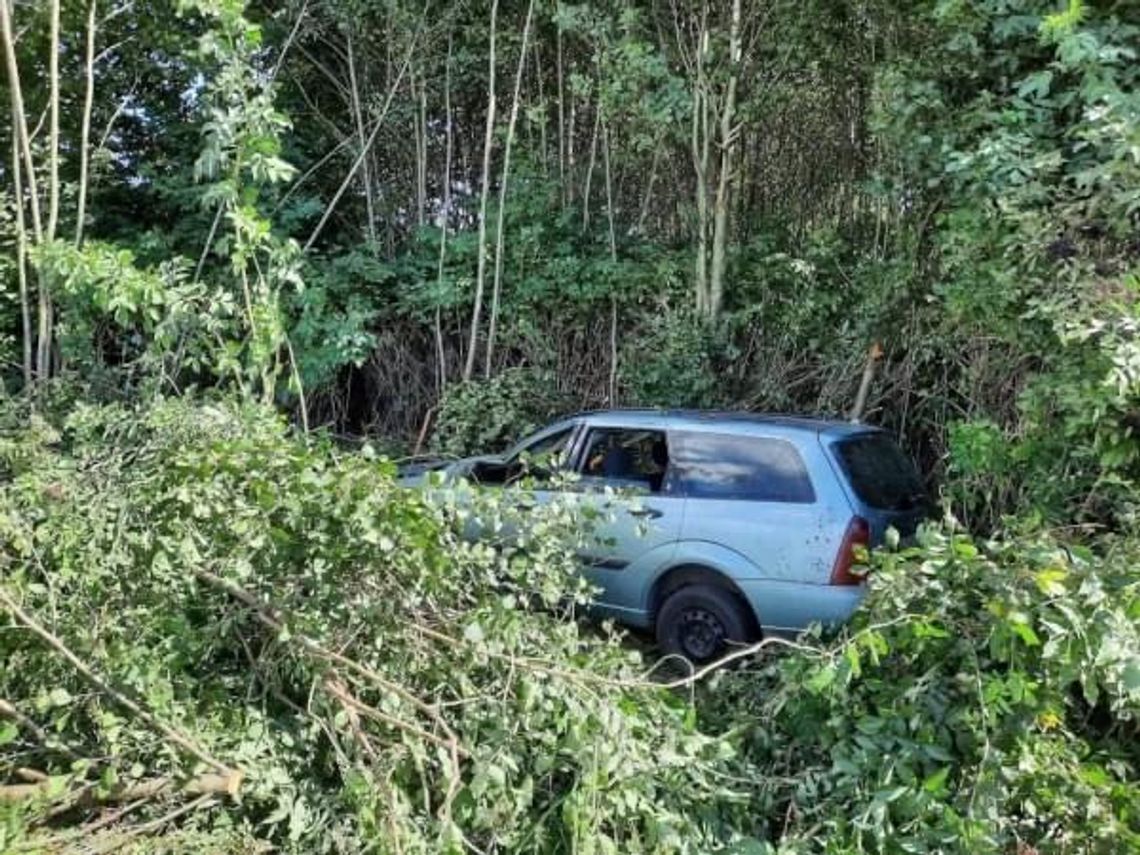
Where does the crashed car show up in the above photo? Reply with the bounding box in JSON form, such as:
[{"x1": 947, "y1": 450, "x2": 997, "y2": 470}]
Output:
[{"x1": 402, "y1": 409, "x2": 928, "y2": 663}]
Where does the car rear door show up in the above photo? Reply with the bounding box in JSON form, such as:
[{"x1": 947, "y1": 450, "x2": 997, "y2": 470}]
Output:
[{"x1": 670, "y1": 430, "x2": 847, "y2": 583}]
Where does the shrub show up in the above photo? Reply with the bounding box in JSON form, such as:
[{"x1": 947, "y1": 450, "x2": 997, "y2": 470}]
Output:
[
  {"x1": 707, "y1": 524, "x2": 1140, "y2": 854},
  {"x1": 620, "y1": 311, "x2": 731, "y2": 409},
  {"x1": 4, "y1": 398, "x2": 1140, "y2": 853},
  {"x1": 0, "y1": 397, "x2": 760, "y2": 853},
  {"x1": 431, "y1": 367, "x2": 572, "y2": 457}
]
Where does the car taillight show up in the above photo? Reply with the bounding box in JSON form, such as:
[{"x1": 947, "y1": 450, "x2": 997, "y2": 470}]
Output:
[{"x1": 830, "y1": 516, "x2": 870, "y2": 586}]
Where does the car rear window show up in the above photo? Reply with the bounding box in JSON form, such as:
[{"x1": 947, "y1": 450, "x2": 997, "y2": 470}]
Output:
[
  {"x1": 834, "y1": 433, "x2": 925, "y2": 510},
  {"x1": 669, "y1": 432, "x2": 815, "y2": 503}
]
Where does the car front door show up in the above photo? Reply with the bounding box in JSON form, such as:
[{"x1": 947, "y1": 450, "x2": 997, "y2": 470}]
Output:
[{"x1": 569, "y1": 425, "x2": 685, "y2": 627}]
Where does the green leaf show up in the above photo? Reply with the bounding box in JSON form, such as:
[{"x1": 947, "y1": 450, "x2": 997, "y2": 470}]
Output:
[
  {"x1": 1034, "y1": 566, "x2": 1068, "y2": 596},
  {"x1": 48, "y1": 688, "x2": 72, "y2": 707},
  {"x1": 806, "y1": 664, "x2": 837, "y2": 694},
  {"x1": 1121, "y1": 662, "x2": 1140, "y2": 696},
  {"x1": 923, "y1": 767, "x2": 950, "y2": 794}
]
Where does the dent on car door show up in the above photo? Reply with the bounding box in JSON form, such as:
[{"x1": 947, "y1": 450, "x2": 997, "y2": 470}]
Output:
[{"x1": 571, "y1": 426, "x2": 684, "y2": 623}]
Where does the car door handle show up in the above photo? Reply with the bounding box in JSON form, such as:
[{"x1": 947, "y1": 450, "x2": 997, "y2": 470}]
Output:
[{"x1": 629, "y1": 506, "x2": 662, "y2": 519}]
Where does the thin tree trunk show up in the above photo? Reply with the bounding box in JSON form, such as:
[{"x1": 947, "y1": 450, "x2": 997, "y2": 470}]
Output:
[
  {"x1": 567, "y1": 86, "x2": 576, "y2": 204},
  {"x1": 417, "y1": 73, "x2": 428, "y2": 227},
  {"x1": 346, "y1": 32, "x2": 377, "y2": 244},
  {"x1": 533, "y1": 37, "x2": 546, "y2": 177},
  {"x1": 635, "y1": 142, "x2": 662, "y2": 234},
  {"x1": 462, "y1": 0, "x2": 499, "y2": 382},
  {"x1": 484, "y1": 0, "x2": 535, "y2": 379},
  {"x1": 194, "y1": 205, "x2": 224, "y2": 283},
  {"x1": 42, "y1": 0, "x2": 62, "y2": 379},
  {"x1": 581, "y1": 98, "x2": 601, "y2": 231},
  {"x1": 691, "y1": 22, "x2": 709, "y2": 313},
  {"x1": 602, "y1": 120, "x2": 619, "y2": 404},
  {"x1": 3, "y1": 0, "x2": 49, "y2": 387},
  {"x1": 435, "y1": 35, "x2": 453, "y2": 393},
  {"x1": 47, "y1": 0, "x2": 60, "y2": 241},
  {"x1": 1, "y1": 0, "x2": 42, "y2": 240},
  {"x1": 11, "y1": 109, "x2": 32, "y2": 391},
  {"x1": 708, "y1": 0, "x2": 742, "y2": 319},
  {"x1": 74, "y1": 0, "x2": 97, "y2": 246},
  {"x1": 556, "y1": 19, "x2": 565, "y2": 206}
]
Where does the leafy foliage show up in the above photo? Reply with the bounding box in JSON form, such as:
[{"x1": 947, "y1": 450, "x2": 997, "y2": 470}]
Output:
[
  {"x1": 432, "y1": 366, "x2": 573, "y2": 457},
  {"x1": 2, "y1": 0, "x2": 1140, "y2": 850},
  {"x1": 0, "y1": 397, "x2": 761, "y2": 853},
  {"x1": 706, "y1": 524, "x2": 1140, "y2": 853}
]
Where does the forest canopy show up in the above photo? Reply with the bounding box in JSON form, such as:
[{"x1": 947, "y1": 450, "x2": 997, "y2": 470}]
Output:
[{"x1": 1, "y1": 0, "x2": 1139, "y2": 851}]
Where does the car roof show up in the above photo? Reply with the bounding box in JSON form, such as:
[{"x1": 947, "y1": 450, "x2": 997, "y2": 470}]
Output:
[{"x1": 567, "y1": 408, "x2": 878, "y2": 439}]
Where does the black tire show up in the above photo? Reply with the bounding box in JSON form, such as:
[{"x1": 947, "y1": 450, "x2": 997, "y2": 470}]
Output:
[{"x1": 655, "y1": 584, "x2": 756, "y2": 665}]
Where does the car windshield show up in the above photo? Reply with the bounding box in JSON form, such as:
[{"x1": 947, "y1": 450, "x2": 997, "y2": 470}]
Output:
[
  {"x1": 508, "y1": 425, "x2": 573, "y2": 466},
  {"x1": 835, "y1": 433, "x2": 925, "y2": 511}
]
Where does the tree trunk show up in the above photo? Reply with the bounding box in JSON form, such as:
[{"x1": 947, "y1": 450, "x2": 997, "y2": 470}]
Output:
[
  {"x1": 40, "y1": 0, "x2": 59, "y2": 380},
  {"x1": 435, "y1": 36, "x2": 453, "y2": 393},
  {"x1": 417, "y1": 73, "x2": 428, "y2": 228},
  {"x1": 10, "y1": 108, "x2": 32, "y2": 390},
  {"x1": 602, "y1": 120, "x2": 619, "y2": 404},
  {"x1": 47, "y1": 0, "x2": 60, "y2": 241},
  {"x1": 556, "y1": 17, "x2": 565, "y2": 203},
  {"x1": 691, "y1": 23, "x2": 710, "y2": 313},
  {"x1": 708, "y1": 0, "x2": 742, "y2": 319},
  {"x1": 581, "y1": 96, "x2": 601, "y2": 232},
  {"x1": 0, "y1": 0, "x2": 43, "y2": 242},
  {"x1": 635, "y1": 142, "x2": 661, "y2": 235},
  {"x1": 484, "y1": 0, "x2": 536, "y2": 378},
  {"x1": 462, "y1": 0, "x2": 499, "y2": 382},
  {"x1": 346, "y1": 32, "x2": 377, "y2": 244},
  {"x1": 74, "y1": 0, "x2": 97, "y2": 246}
]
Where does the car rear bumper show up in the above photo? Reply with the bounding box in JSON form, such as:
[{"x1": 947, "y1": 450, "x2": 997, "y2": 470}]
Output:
[{"x1": 736, "y1": 579, "x2": 866, "y2": 638}]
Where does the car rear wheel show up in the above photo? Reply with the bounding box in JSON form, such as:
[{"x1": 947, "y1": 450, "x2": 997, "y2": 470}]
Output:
[{"x1": 655, "y1": 584, "x2": 755, "y2": 665}]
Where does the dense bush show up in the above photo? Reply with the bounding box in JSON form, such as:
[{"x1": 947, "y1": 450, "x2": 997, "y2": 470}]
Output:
[
  {"x1": 619, "y1": 310, "x2": 731, "y2": 409},
  {"x1": 4, "y1": 398, "x2": 1140, "y2": 853},
  {"x1": 431, "y1": 367, "x2": 574, "y2": 457},
  {"x1": 0, "y1": 398, "x2": 763, "y2": 853},
  {"x1": 706, "y1": 524, "x2": 1140, "y2": 854}
]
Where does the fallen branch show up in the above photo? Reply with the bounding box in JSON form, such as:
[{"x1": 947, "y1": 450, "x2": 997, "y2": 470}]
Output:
[
  {"x1": 191, "y1": 567, "x2": 465, "y2": 822},
  {"x1": 323, "y1": 677, "x2": 463, "y2": 757},
  {"x1": 417, "y1": 613, "x2": 929, "y2": 692},
  {"x1": 0, "y1": 771, "x2": 241, "y2": 804},
  {"x1": 87, "y1": 792, "x2": 218, "y2": 855},
  {"x1": 190, "y1": 567, "x2": 446, "y2": 723},
  {"x1": 411, "y1": 621, "x2": 819, "y2": 691},
  {"x1": 0, "y1": 588, "x2": 237, "y2": 780},
  {"x1": 0, "y1": 698, "x2": 82, "y2": 760}
]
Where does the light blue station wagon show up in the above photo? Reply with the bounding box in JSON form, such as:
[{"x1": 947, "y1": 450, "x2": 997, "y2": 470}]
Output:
[{"x1": 408, "y1": 410, "x2": 928, "y2": 663}]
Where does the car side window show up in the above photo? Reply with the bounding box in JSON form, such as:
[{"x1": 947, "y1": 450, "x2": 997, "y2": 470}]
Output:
[
  {"x1": 576, "y1": 428, "x2": 671, "y2": 493},
  {"x1": 670, "y1": 432, "x2": 815, "y2": 503}
]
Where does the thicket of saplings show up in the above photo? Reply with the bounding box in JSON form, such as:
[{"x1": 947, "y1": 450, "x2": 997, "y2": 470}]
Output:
[{"x1": 0, "y1": 393, "x2": 1137, "y2": 854}]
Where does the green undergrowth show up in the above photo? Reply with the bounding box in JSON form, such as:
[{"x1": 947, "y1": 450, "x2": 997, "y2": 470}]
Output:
[
  {"x1": 1, "y1": 398, "x2": 1139, "y2": 853},
  {"x1": 706, "y1": 526, "x2": 1140, "y2": 853}
]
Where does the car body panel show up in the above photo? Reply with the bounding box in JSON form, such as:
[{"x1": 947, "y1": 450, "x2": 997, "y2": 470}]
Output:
[{"x1": 735, "y1": 578, "x2": 866, "y2": 638}]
